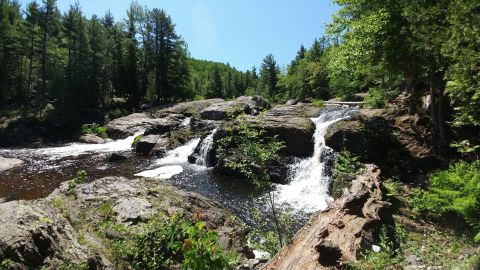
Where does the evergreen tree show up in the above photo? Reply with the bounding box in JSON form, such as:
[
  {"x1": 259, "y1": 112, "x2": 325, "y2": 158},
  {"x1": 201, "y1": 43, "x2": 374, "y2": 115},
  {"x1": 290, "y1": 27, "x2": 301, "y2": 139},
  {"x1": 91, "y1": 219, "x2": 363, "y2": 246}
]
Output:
[{"x1": 258, "y1": 54, "x2": 280, "y2": 100}]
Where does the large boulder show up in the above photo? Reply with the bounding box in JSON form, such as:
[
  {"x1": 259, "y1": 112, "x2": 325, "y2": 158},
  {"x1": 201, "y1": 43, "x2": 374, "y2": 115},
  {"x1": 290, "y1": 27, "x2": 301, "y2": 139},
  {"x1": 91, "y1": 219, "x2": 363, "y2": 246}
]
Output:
[
  {"x1": 159, "y1": 99, "x2": 225, "y2": 116},
  {"x1": 135, "y1": 135, "x2": 170, "y2": 156},
  {"x1": 0, "y1": 201, "x2": 94, "y2": 269},
  {"x1": 0, "y1": 156, "x2": 24, "y2": 173},
  {"x1": 325, "y1": 110, "x2": 437, "y2": 180},
  {"x1": 78, "y1": 134, "x2": 106, "y2": 144},
  {"x1": 245, "y1": 115, "x2": 315, "y2": 157},
  {"x1": 201, "y1": 96, "x2": 271, "y2": 121},
  {"x1": 267, "y1": 103, "x2": 325, "y2": 118},
  {"x1": 106, "y1": 113, "x2": 183, "y2": 139}
]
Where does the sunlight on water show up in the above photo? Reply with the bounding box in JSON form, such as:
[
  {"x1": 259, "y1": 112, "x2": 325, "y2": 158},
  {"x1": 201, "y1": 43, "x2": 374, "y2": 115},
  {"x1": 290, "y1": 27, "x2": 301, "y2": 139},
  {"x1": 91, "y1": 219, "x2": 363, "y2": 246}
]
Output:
[{"x1": 276, "y1": 109, "x2": 356, "y2": 213}]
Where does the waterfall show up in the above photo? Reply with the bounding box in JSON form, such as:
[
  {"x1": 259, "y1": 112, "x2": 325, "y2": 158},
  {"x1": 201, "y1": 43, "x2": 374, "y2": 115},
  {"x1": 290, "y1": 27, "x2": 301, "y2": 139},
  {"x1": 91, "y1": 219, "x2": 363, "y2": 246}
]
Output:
[
  {"x1": 195, "y1": 129, "x2": 217, "y2": 167},
  {"x1": 135, "y1": 138, "x2": 200, "y2": 179},
  {"x1": 0, "y1": 130, "x2": 144, "y2": 161},
  {"x1": 276, "y1": 109, "x2": 356, "y2": 213}
]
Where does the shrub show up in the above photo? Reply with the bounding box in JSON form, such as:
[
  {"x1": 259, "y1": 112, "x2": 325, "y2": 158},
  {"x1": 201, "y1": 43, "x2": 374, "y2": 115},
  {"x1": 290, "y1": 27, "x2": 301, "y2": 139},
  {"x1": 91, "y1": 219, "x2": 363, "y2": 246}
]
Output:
[
  {"x1": 113, "y1": 214, "x2": 233, "y2": 269},
  {"x1": 68, "y1": 170, "x2": 88, "y2": 190},
  {"x1": 312, "y1": 99, "x2": 325, "y2": 108},
  {"x1": 131, "y1": 134, "x2": 143, "y2": 148},
  {"x1": 413, "y1": 161, "x2": 480, "y2": 239},
  {"x1": 365, "y1": 87, "x2": 386, "y2": 108},
  {"x1": 81, "y1": 123, "x2": 108, "y2": 138},
  {"x1": 331, "y1": 151, "x2": 364, "y2": 197}
]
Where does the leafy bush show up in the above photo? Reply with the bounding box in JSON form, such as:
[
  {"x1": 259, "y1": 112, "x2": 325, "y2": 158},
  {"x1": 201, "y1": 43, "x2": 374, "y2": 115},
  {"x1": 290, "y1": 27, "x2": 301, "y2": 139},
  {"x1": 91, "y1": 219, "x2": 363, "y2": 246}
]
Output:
[
  {"x1": 81, "y1": 123, "x2": 108, "y2": 138},
  {"x1": 131, "y1": 134, "x2": 143, "y2": 148},
  {"x1": 248, "y1": 207, "x2": 293, "y2": 258},
  {"x1": 68, "y1": 170, "x2": 88, "y2": 190},
  {"x1": 217, "y1": 114, "x2": 284, "y2": 189},
  {"x1": 312, "y1": 99, "x2": 325, "y2": 108},
  {"x1": 217, "y1": 113, "x2": 288, "y2": 250},
  {"x1": 365, "y1": 87, "x2": 386, "y2": 108},
  {"x1": 331, "y1": 150, "x2": 364, "y2": 197},
  {"x1": 413, "y1": 161, "x2": 480, "y2": 239},
  {"x1": 113, "y1": 214, "x2": 233, "y2": 270}
]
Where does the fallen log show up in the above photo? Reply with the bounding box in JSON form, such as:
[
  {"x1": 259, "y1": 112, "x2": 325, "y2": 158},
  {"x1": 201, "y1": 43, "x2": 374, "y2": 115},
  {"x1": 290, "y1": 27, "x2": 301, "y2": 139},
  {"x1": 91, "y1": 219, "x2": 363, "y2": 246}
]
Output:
[
  {"x1": 325, "y1": 101, "x2": 366, "y2": 106},
  {"x1": 262, "y1": 165, "x2": 389, "y2": 270}
]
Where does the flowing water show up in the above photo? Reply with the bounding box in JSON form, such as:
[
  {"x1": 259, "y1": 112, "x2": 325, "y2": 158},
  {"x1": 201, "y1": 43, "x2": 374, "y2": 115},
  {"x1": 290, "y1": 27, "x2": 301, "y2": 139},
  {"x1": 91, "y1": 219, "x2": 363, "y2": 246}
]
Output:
[
  {"x1": 276, "y1": 108, "x2": 357, "y2": 213},
  {"x1": 0, "y1": 108, "x2": 355, "y2": 224},
  {"x1": 195, "y1": 129, "x2": 217, "y2": 167}
]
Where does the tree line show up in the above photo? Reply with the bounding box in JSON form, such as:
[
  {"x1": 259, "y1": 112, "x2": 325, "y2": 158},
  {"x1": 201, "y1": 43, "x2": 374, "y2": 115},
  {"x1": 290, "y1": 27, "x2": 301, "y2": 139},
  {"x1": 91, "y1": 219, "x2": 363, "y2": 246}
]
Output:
[
  {"x1": 0, "y1": 0, "x2": 252, "y2": 123},
  {"x1": 253, "y1": 0, "x2": 480, "y2": 148}
]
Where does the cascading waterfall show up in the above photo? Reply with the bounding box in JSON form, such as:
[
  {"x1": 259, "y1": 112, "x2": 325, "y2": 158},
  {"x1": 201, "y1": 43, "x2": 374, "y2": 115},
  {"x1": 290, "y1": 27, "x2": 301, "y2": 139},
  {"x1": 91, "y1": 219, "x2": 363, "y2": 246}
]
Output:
[
  {"x1": 276, "y1": 109, "x2": 356, "y2": 213},
  {"x1": 135, "y1": 138, "x2": 200, "y2": 179},
  {"x1": 195, "y1": 129, "x2": 217, "y2": 167}
]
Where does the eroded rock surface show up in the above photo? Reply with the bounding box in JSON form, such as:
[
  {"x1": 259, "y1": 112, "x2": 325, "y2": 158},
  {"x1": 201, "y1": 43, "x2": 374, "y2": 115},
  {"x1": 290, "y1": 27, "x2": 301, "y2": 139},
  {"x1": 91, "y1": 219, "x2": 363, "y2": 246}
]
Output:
[
  {"x1": 263, "y1": 165, "x2": 389, "y2": 269},
  {"x1": 106, "y1": 113, "x2": 183, "y2": 139},
  {"x1": 325, "y1": 109, "x2": 437, "y2": 180},
  {"x1": 201, "y1": 96, "x2": 271, "y2": 120},
  {"x1": 0, "y1": 177, "x2": 249, "y2": 269}
]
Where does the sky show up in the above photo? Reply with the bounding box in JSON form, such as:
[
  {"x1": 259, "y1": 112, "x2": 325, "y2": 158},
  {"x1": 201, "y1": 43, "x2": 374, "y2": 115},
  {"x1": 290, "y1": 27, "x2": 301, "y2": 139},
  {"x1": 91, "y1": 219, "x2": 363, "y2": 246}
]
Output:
[{"x1": 18, "y1": 0, "x2": 338, "y2": 71}]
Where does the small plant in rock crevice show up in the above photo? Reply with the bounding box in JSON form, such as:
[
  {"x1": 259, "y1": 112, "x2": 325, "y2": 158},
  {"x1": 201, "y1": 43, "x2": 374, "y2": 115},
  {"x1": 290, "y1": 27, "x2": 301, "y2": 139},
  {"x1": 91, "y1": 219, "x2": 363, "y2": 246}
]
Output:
[{"x1": 68, "y1": 170, "x2": 88, "y2": 190}]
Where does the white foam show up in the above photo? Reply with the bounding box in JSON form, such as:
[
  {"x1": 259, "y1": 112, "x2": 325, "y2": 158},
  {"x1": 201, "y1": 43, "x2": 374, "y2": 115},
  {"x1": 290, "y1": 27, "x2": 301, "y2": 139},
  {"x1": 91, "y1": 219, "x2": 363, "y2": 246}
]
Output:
[
  {"x1": 135, "y1": 138, "x2": 200, "y2": 179},
  {"x1": 135, "y1": 165, "x2": 184, "y2": 179},
  {"x1": 276, "y1": 110, "x2": 355, "y2": 213}
]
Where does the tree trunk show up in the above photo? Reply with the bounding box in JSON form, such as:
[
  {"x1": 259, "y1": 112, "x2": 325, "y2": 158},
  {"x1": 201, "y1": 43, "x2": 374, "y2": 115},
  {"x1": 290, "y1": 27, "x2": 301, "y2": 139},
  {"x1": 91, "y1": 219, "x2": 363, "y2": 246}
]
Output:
[
  {"x1": 39, "y1": 4, "x2": 49, "y2": 114},
  {"x1": 27, "y1": 21, "x2": 35, "y2": 107}
]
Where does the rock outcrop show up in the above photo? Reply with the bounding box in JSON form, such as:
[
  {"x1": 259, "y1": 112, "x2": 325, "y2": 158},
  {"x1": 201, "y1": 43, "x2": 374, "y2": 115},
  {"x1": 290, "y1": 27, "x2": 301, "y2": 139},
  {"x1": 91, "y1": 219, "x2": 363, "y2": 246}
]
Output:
[
  {"x1": 245, "y1": 115, "x2": 315, "y2": 157},
  {"x1": 134, "y1": 134, "x2": 170, "y2": 156},
  {"x1": 106, "y1": 113, "x2": 184, "y2": 139},
  {"x1": 325, "y1": 109, "x2": 437, "y2": 180},
  {"x1": 78, "y1": 134, "x2": 106, "y2": 144},
  {"x1": 159, "y1": 98, "x2": 225, "y2": 116},
  {"x1": 201, "y1": 96, "x2": 271, "y2": 120},
  {"x1": 0, "y1": 156, "x2": 24, "y2": 173},
  {"x1": 262, "y1": 165, "x2": 389, "y2": 269},
  {"x1": 0, "y1": 176, "x2": 250, "y2": 269}
]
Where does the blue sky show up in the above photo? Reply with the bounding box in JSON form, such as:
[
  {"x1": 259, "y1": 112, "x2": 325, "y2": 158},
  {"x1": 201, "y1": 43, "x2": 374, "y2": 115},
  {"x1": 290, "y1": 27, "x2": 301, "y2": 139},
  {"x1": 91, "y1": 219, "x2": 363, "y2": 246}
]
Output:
[{"x1": 19, "y1": 1, "x2": 338, "y2": 71}]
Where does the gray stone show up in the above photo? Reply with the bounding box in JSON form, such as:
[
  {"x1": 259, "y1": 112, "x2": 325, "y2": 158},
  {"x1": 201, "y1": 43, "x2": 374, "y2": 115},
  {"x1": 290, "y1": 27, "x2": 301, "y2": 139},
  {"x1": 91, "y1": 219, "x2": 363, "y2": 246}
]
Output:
[
  {"x1": 113, "y1": 197, "x2": 152, "y2": 223},
  {"x1": 135, "y1": 135, "x2": 170, "y2": 156},
  {"x1": 0, "y1": 156, "x2": 24, "y2": 173},
  {"x1": 78, "y1": 134, "x2": 106, "y2": 144}
]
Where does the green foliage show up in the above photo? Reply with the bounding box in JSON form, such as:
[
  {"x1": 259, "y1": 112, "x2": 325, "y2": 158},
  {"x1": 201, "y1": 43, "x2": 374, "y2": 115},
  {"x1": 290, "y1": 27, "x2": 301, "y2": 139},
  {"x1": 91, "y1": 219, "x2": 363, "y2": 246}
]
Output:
[
  {"x1": 51, "y1": 197, "x2": 65, "y2": 210},
  {"x1": 81, "y1": 123, "x2": 107, "y2": 138},
  {"x1": 99, "y1": 202, "x2": 115, "y2": 221},
  {"x1": 217, "y1": 114, "x2": 285, "y2": 190},
  {"x1": 68, "y1": 170, "x2": 88, "y2": 190},
  {"x1": 413, "y1": 161, "x2": 480, "y2": 240},
  {"x1": 345, "y1": 225, "x2": 405, "y2": 270},
  {"x1": 365, "y1": 87, "x2": 386, "y2": 109},
  {"x1": 113, "y1": 214, "x2": 232, "y2": 270},
  {"x1": 248, "y1": 207, "x2": 293, "y2": 258},
  {"x1": 331, "y1": 150, "x2": 364, "y2": 197},
  {"x1": 311, "y1": 99, "x2": 325, "y2": 108},
  {"x1": 450, "y1": 140, "x2": 479, "y2": 159},
  {"x1": 132, "y1": 134, "x2": 143, "y2": 147},
  {"x1": 39, "y1": 217, "x2": 54, "y2": 224}
]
